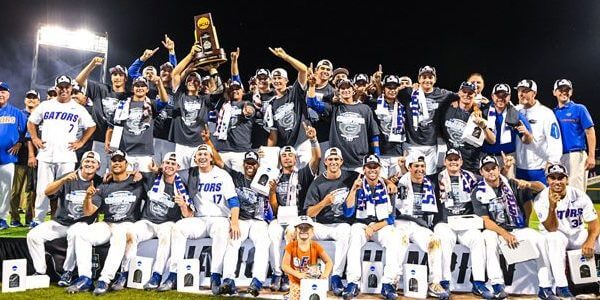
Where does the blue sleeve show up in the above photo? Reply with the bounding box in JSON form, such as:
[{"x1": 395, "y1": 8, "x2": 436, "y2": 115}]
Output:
[
  {"x1": 343, "y1": 201, "x2": 355, "y2": 218},
  {"x1": 155, "y1": 99, "x2": 167, "y2": 111},
  {"x1": 169, "y1": 53, "x2": 177, "y2": 67},
  {"x1": 371, "y1": 136, "x2": 380, "y2": 155},
  {"x1": 128, "y1": 58, "x2": 144, "y2": 80},
  {"x1": 226, "y1": 196, "x2": 240, "y2": 208},
  {"x1": 232, "y1": 74, "x2": 242, "y2": 83},
  {"x1": 579, "y1": 105, "x2": 594, "y2": 129},
  {"x1": 307, "y1": 96, "x2": 326, "y2": 114},
  {"x1": 386, "y1": 214, "x2": 395, "y2": 225}
]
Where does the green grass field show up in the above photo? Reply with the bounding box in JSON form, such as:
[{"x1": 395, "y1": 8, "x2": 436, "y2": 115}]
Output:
[{"x1": 0, "y1": 286, "x2": 242, "y2": 299}]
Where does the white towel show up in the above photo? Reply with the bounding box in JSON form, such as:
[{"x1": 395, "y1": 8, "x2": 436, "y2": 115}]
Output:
[
  {"x1": 396, "y1": 173, "x2": 438, "y2": 215},
  {"x1": 214, "y1": 101, "x2": 232, "y2": 140},
  {"x1": 487, "y1": 107, "x2": 512, "y2": 145}
]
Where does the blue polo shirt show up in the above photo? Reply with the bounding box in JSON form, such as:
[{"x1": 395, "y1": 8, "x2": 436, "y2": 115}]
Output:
[
  {"x1": 554, "y1": 100, "x2": 593, "y2": 153},
  {"x1": 0, "y1": 103, "x2": 27, "y2": 165}
]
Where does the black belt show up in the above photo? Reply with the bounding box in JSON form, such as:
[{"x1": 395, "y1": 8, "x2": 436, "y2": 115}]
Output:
[{"x1": 565, "y1": 149, "x2": 585, "y2": 153}]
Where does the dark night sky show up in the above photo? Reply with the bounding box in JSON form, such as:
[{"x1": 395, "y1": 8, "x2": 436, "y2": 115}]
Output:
[{"x1": 1, "y1": 0, "x2": 600, "y2": 121}]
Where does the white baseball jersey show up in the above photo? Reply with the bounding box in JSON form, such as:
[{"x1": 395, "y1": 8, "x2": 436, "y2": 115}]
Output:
[
  {"x1": 28, "y1": 99, "x2": 95, "y2": 163},
  {"x1": 515, "y1": 101, "x2": 562, "y2": 170},
  {"x1": 534, "y1": 186, "x2": 598, "y2": 234},
  {"x1": 190, "y1": 166, "x2": 237, "y2": 217}
]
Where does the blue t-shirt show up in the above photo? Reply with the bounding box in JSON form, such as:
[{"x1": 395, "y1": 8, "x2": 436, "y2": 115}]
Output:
[
  {"x1": 554, "y1": 100, "x2": 594, "y2": 153},
  {"x1": 0, "y1": 103, "x2": 27, "y2": 165}
]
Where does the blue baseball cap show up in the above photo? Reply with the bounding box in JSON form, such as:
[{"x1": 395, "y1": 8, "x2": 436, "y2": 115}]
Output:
[{"x1": 0, "y1": 82, "x2": 10, "y2": 91}]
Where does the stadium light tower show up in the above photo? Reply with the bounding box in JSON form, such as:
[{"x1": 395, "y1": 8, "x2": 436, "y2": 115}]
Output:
[{"x1": 31, "y1": 24, "x2": 109, "y2": 91}]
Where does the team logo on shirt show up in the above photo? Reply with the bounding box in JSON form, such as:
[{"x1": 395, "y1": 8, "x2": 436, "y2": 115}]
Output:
[
  {"x1": 105, "y1": 191, "x2": 137, "y2": 221},
  {"x1": 274, "y1": 102, "x2": 295, "y2": 131},
  {"x1": 183, "y1": 100, "x2": 202, "y2": 126},
  {"x1": 236, "y1": 187, "x2": 265, "y2": 220},
  {"x1": 65, "y1": 190, "x2": 87, "y2": 219},
  {"x1": 126, "y1": 107, "x2": 151, "y2": 135},
  {"x1": 0, "y1": 116, "x2": 16, "y2": 124},
  {"x1": 147, "y1": 191, "x2": 175, "y2": 218},
  {"x1": 336, "y1": 112, "x2": 365, "y2": 142},
  {"x1": 102, "y1": 97, "x2": 120, "y2": 121},
  {"x1": 444, "y1": 118, "x2": 467, "y2": 148}
]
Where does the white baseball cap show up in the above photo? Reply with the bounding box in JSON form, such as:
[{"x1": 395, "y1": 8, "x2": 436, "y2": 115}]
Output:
[
  {"x1": 81, "y1": 151, "x2": 101, "y2": 163},
  {"x1": 324, "y1": 147, "x2": 343, "y2": 160}
]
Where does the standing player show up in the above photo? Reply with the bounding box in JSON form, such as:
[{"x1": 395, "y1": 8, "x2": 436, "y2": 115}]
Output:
[
  {"x1": 342, "y1": 154, "x2": 401, "y2": 300},
  {"x1": 76, "y1": 57, "x2": 130, "y2": 174},
  {"x1": 0, "y1": 81, "x2": 27, "y2": 229},
  {"x1": 66, "y1": 150, "x2": 145, "y2": 295},
  {"x1": 118, "y1": 152, "x2": 190, "y2": 290},
  {"x1": 552, "y1": 79, "x2": 596, "y2": 191},
  {"x1": 472, "y1": 155, "x2": 556, "y2": 300},
  {"x1": 157, "y1": 144, "x2": 240, "y2": 295},
  {"x1": 28, "y1": 75, "x2": 96, "y2": 227},
  {"x1": 26, "y1": 151, "x2": 102, "y2": 286},
  {"x1": 535, "y1": 164, "x2": 599, "y2": 299},
  {"x1": 514, "y1": 79, "x2": 562, "y2": 185},
  {"x1": 303, "y1": 147, "x2": 355, "y2": 296},
  {"x1": 433, "y1": 149, "x2": 493, "y2": 298}
]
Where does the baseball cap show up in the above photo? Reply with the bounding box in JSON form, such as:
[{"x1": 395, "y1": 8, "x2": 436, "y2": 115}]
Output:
[
  {"x1": 132, "y1": 77, "x2": 149, "y2": 87},
  {"x1": 72, "y1": 83, "x2": 86, "y2": 94},
  {"x1": 383, "y1": 75, "x2": 401, "y2": 87},
  {"x1": 109, "y1": 65, "x2": 128, "y2": 77},
  {"x1": 479, "y1": 155, "x2": 499, "y2": 169},
  {"x1": 418, "y1": 65, "x2": 437, "y2": 76},
  {"x1": 160, "y1": 62, "x2": 174, "y2": 71},
  {"x1": 324, "y1": 147, "x2": 343, "y2": 160},
  {"x1": 399, "y1": 76, "x2": 413, "y2": 85},
  {"x1": 244, "y1": 151, "x2": 259, "y2": 162},
  {"x1": 0, "y1": 82, "x2": 10, "y2": 91},
  {"x1": 201, "y1": 75, "x2": 211, "y2": 83},
  {"x1": 271, "y1": 68, "x2": 288, "y2": 79},
  {"x1": 25, "y1": 90, "x2": 40, "y2": 98},
  {"x1": 229, "y1": 79, "x2": 243, "y2": 89},
  {"x1": 142, "y1": 66, "x2": 157, "y2": 74},
  {"x1": 47, "y1": 87, "x2": 57, "y2": 95},
  {"x1": 459, "y1": 81, "x2": 476, "y2": 93},
  {"x1": 110, "y1": 150, "x2": 127, "y2": 161},
  {"x1": 279, "y1": 145, "x2": 297, "y2": 156},
  {"x1": 331, "y1": 67, "x2": 349, "y2": 78},
  {"x1": 353, "y1": 73, "x2": 369, "y2": 84},
  {"x1": 336, "y1": 78, "x2": 353, "y2": 89},
  {"x1": 81, "y1": 150, "x2": 101, "y2": 163},
  {"x1": 362, "y1": 154, "x2": 381, "y2": 167},
  {"x1": 163, "y1": 152, "x2": 177, "y2": 163},
  {"x1": 492, "y1": 83, "x2": 511, "y2": 95},
  {"x1": 546, "y1": 163, "x2": 568, "y2": 177},
  {"x1": 445, "y1": 148, "x2": 462, "y2": 159},
  {"x1": 195, "y1": 144, "x2": 213, "y2": 156},
  {"x1": 186, "y1": 72, "x2": 202, "y2": 82},
  {"x1": 405, "y1": 154, "x2": 426, "y2": 169},
  {"x1": 294, "y1": 215, "x2": 314, "y2": 228},
  {"x1": 55, "y1": 75, "x2": 73, "y2": 87},
  {"x1": 255, "y1": 68, "x2": 271, "y2": 78},
  {"x1": 316, "y1": 59, "x2": 333, "y2": 70},
  {"x1": 553, "y1": 79, "x2": 573, "y2": 90},
  {"x1": 515, "y1": 79, "x2": 537, "y2": 92}
]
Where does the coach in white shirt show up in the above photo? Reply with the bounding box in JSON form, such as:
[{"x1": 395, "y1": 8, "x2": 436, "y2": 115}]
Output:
[
  {"x1": 27, "y1": 75, "x2": 96, "y2": 227},
  {"x1": 514, "y1": 79, "x2": 562, "y2": 185}
]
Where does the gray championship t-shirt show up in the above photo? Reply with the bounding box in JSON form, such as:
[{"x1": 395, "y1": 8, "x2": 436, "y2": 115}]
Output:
[
  {"x1": 92, "y1": 176, "x2": 146, "y2": 223},
  {"x1": 153, "y1": 88, "x2": 175, "y2": 141},
  {"x1": 226, "y1": 166, "x2": 271, "y2": 221},
  {"x1": 311, "y1": 83, "x2": 336, "y2": 143},
  {"x1": 270, "y1": 81, "x2": 309, "y2": 148},
  {"x1": 213, "y1": 100, "x2": 256, "y2": 152},
  {"x1": 52, "y1": 173, "x2": 103, "y2": 226},
  {"x1": 112, "y1": 100, "x2": 156, "y2": 155},
  {"x1": 303, "y1": 170, "x2": 358, "y2": 224},
  {"x1": 86, "y1": 80, "x2": 130, "y2": 142},
  {"x1": 443, "y1": 106, "x2": 482, "y2": 172},
  {"x1": 374, "y1": 99, "x2": 404, "y2": 156},
  {"x1": 169, "y1": 89, "x2": 216, "y2": 147},
  {"x1": 398, "y1": 87, "x2": 459, "y2": 146},
  {"x1": 141, "y1": 175, "x2": 184, "y2": 224},
  {"x1": 275, "y1": 165, "x2": 315, "y2": 215}
]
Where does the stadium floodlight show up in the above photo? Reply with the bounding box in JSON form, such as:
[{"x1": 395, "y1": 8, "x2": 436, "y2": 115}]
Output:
[{"x1": 38, "y1": 25, "x2": 108, "y2": 53}]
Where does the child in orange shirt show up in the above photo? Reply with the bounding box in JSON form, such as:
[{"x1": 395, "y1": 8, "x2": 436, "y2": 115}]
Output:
[{"x1": 281, "y1": 216, "x2": 333, "y2": 300}]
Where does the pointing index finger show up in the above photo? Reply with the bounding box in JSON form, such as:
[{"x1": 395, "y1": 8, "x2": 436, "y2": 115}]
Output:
[{"x1": 378, "y1": 64, "x2": 382, "y2": 73}]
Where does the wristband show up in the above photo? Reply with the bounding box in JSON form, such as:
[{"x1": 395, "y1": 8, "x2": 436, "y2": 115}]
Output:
[{"x1": 310, "y1": 139, "x2": 319, "y2": 147}]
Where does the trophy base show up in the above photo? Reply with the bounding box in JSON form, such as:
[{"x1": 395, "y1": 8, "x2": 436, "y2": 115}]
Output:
[{"x1": 193, "y1": 49, "x2": 227, "y2": 69}]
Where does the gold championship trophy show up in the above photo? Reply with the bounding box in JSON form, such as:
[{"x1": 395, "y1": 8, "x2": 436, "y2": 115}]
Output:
[{"x1": 193, "y1": 13, "x2": 227, "y2": 68}]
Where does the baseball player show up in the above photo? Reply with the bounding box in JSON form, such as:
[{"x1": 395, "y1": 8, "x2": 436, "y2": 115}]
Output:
[
  {"x1": 264, "y1": 47, "x2": 312, "y2": 168},
  {"x1": 76, "y1": 57, "x2": 131, "y2": 175},
  {"x1": 472, "y1": 155, "x2": 556, "y2": 300},
  {"x1": 66, "y1": 150, "x2": 146, "y2": 295},
  {"x1": 432, "y1": 149, "x2": 493, "y2": 298},
  {"x1": 157, "y1": 144, "x2": 240, "y2": 295},
  {"x1": 26, "y1": 151, "x2": 102, "y2": 286},
  {"x1": 535, "y1": 163, "x2": 599, "y2": 299},
  {"x1": 267, "y1": 123, "x2": 320, "y2": 292},
  {"x1": 303, "y1": 147, "x2": 355, "y2": 296},
  {"x1": 117, "y1": 152, "x2": 190, "y2": 290},
  {"x1": 0, "y1": 81, "x2": 27, "y2": 229},
  {"x1": 27, "y1": 75, "x2": 96, "y2": 228},
  {"x1": 552, "y1": 79, "x2": 596, "y2": 191},
  {"x1": 394, "y1": 155, "x2": 447, "y2": 299},
  {"x1": 514, "y1": 79, "x2": 562, "y2": 185},
  {"x1": 208, "y1": 148, "x2": 273, "y2": 297},
  {"x1": 342, "y1": 154, "x2": 401, "y2": 300}
]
